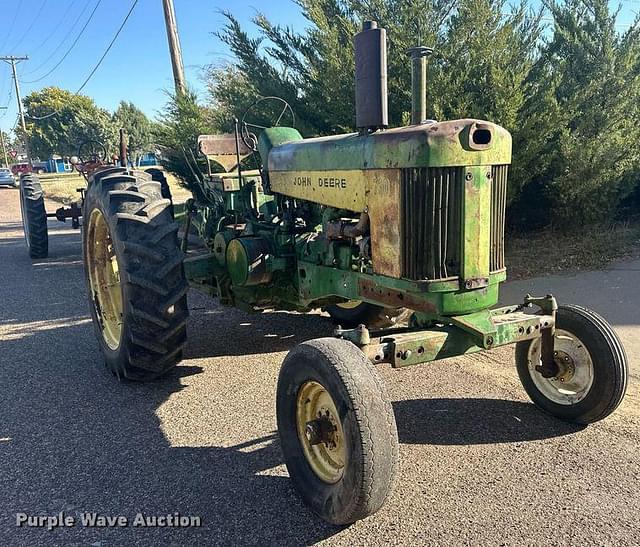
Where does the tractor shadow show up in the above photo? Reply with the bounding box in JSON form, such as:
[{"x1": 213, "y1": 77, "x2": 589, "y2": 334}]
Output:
[
  {"x1": 184, "y1": 291, "x2": 336, "y2": 359},
  {"x1": 393, "y1": 397, "x2": 584, "y2": 445}
]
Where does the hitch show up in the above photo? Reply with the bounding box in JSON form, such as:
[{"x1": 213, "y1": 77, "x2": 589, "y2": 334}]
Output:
[{"x1": 47, "y1": 201, "x2": 83, "y2": 229}]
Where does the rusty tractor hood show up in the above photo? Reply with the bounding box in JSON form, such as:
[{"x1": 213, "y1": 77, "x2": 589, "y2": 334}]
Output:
[{"x1": 266, "y1": 119, "x2": 512, "y2": 172}]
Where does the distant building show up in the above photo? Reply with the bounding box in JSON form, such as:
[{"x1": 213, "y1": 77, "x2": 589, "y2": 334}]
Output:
[
  {"x1": 137, "y1": 152, "x2": 158, "y2": 167},
  {"x1": 46, "y1": 156, "x2": 72, "y2": 173}
]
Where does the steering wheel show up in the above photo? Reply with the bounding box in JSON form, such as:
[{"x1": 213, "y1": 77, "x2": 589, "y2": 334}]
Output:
[
  {"x1": 78, "y1": 140, "x2": 107, "y2": 163},
  {"x1": 240, "y1": 96, "x2": 295, "y2": 151}
]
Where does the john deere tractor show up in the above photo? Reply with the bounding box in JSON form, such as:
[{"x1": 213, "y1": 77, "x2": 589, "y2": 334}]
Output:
[{"x1": 81, "y1": 22, "x2": 628, "y2": 524}]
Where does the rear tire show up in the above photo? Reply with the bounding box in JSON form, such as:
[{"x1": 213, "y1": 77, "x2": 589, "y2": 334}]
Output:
[
  {"x1": 19, "y1": 174, "x2": 48, "y2": 258},
  {"x1": 82, "y1": 167, "x2": 188, "y2": 381},
  {"x1": 516, "y1": 305, "x2": 628, "y2": 424},
  {"x1": 277, "y1": 338, "x2": 398, "y2": 524},
  {"x1": 144, "y1": 167, "x2": 172, "y2": 200}
]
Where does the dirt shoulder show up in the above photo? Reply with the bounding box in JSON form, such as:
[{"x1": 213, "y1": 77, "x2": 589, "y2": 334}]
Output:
[{"x1": 506, "y1": 222, "x2": 640, "y2": 279}]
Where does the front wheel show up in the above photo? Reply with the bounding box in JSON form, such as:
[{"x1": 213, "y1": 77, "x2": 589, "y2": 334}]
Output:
[
  {"x1": 516, "y1": 305, "x2": 628, "y2": 424},
  {"x1": 277, "y1": 338, "x2": 398, "y2": 524}
]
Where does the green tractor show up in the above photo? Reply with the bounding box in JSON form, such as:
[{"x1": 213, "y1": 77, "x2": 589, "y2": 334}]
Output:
[{"x1": 81, "y1": 21, "x2": 628, "y2": 524}]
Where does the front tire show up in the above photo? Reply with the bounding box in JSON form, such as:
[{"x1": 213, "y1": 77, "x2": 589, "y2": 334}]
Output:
[
  {"x1": 516, "y1": 305, "x2": 628, "y2": 424},
  {"x1": 82, "y1": 167, "x2": 188, "y2": 381},
  {"x1": 19, "y1": 174, "x2": 48, "y2": 258},
  {"x1": 277, "y1": 338, "x2": 398, "y2": 524}
]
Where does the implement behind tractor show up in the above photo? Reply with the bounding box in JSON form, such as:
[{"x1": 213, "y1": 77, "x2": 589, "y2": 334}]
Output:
[{"x1": 74, "y1": 22, "x2": 628, "y2": 524}]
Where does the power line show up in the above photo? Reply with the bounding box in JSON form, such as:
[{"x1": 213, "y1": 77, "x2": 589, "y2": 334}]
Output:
[
  {"x1": 28, "y1": 0, "x2": 140, "y2": 121},
  {"x1": 0, "y1": 86, "x2": 14, "y2": 120},
  {"x1": 28, "y1": 0, "x2": 81, "y2": 58},
  {"x1": 0, "y1": 0, "x2": 24, "y2": 53},
  {"x1": 22, "y1": 0, "x2": 103, "y2": 84},
  {"x1": 12, "y1": 0, "x2": 48, "y2": 52},
  {"x1": 23, "y1": 0, "x2": 92, "y2": 76}
]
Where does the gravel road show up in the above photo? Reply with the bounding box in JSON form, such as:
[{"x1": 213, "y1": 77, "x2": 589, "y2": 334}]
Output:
[{"x1": 1, "y1": 186, "x2": 638, "y2": 546}]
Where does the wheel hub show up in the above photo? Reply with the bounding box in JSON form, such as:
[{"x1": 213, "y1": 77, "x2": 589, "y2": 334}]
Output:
[
  {"x1": 86, "y1": 209, "x2": 123, "y2": 350},
  {"x1": 528, "y1": 330, "x2": 594, "y2": 405},
  {"x1": 296, "y1": 381, "x2": 346, "y2": 484},
  {"x1": 553, "y1": 350, "x2": 575, "y2": 383}
]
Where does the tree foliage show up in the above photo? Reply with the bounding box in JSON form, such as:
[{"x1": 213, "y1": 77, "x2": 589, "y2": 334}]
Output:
[
  {"x1": 510, "y1": 0, "x2": 640, "y2": 227},
  {"x1": 23, "y1": 87, "x2": 116, "y2": 160},
  {"x1": 153, "y1": 88, "x2": 216, "y2": 185}
]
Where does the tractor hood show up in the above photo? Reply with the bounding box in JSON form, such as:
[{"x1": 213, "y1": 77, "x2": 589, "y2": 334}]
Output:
[{"x1": 264, "y1": 119, "x2": 512, "y2": 173}]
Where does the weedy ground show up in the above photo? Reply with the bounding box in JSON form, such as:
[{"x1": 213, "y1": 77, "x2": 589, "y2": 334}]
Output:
[{"x1": 37, "y1": 172, "x2": 640, "y2": 279}]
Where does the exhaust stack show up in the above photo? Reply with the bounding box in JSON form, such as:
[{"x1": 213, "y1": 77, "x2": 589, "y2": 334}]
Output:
[
  {"x1": 407, "y1": 46, "x2": 433, "y2": 125},
  {"x1": 354, "y1": 21, "x2": 388, "y2": 131}
]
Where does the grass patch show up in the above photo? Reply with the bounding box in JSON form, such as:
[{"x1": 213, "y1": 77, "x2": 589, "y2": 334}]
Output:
[{"x1": 506, "y1": 222, "x2": 640, "y2": 279}]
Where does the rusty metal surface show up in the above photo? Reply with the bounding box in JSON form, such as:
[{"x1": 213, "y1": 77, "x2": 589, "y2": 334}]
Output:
[
  {"x1": 198, "y1": 134, "x2": 252, "y2": 172},
  {"x1": 401, "y1": 166, "x2": 462, "y2": 281},
  {"x1": 357, "y1": 277, "x2": 437, "y2": 313},
  {"x1": 267, "y1": 118, "x2": 511, "y2": 172},
  {"x1": 367, "y1": 169, "x2": 402, "y2": 277}
]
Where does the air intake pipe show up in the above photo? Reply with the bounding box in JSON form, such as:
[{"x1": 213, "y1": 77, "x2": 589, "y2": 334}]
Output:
[
  {"x1": 407, "y1": 46, "x2": 433, "y2": 125},
  {"x1": 354, "y1": 21, "x2": 388, "y2": 131}
]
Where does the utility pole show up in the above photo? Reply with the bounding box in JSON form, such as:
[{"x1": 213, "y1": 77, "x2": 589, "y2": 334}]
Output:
[
  {"x1": 162, "y1": 0, "x2": 186, "y2": 95},
  {"x1": 0, "y1": 107, "x2": 8, "y2": 167},
  {"x1": 0, "y1": 56, "x2": 30, "y2": 162}
]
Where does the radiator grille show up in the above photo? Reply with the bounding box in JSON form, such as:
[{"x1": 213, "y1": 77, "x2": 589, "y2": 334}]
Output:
[
  {"x1": 490, "y1": 165, "x2": 508, "y2": 272},
  {"x1": 401, "y1": 167, "x2": 462, "y2": 280},
  {"x1": 401, "y1": 165, "x2": 508, "y2": 281}
]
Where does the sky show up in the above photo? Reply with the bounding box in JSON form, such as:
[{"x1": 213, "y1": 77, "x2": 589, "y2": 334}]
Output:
[
  {"x1": 0, "y1": 0, "x2": 639, "y2": 137},
  {"x1": 0, "y1": 0, "x2": 307, "y2": 133}
]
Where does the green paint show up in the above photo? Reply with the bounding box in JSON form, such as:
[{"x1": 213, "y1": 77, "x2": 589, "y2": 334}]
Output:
[{"x1": 461, "y1": 166, "x2": 491, "y2": 282}]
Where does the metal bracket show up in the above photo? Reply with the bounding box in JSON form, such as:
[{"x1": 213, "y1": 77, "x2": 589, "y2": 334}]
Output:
[
  {"x1": 524, "y1": 294, "x2": 559, "y2": 377},
  {"x1": 334, "y1": 324, "x2": 371, "y2": 346},
  {"x1": 524, "y1": 293, "x2": 558, "y2": 315}
]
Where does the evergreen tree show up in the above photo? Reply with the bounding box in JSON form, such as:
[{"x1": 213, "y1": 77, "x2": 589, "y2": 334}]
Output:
[{"x1": 511, "y1": 0, "x2": 640, "y2": 228}]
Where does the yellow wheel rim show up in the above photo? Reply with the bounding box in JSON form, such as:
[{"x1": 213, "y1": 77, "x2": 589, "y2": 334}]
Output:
[
  {"x1": 296, "y1": 381, "x2": 346, "y2": 484},
  {"x1": 335, "y1": 300, "x2": 362, "y2": 310},
  {"x1": 86, "y1": 208, "x2": 123, "y2": 350}
]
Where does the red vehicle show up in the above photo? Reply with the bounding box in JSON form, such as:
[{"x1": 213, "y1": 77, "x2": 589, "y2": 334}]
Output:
[{"x1": 11, "y1": 162, "x2": 32, "y2": 175}]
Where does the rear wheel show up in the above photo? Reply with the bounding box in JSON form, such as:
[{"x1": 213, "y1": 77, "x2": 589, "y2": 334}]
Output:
[
  {"x1": 277, "y1": 338, "x2": 398, "y2": 524},
  {"x1": 516, "y1": 305, "x2": 628, "y2": 424},
  {"x1": 82, "y1": 167, "x2": 188, "y2": 380},
  {"x1": 19, "y1": 174, "x2": 48, "y2": 258},
  {"x1": 326, "y1": 301, "x2": 404, "y2": 328}
]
